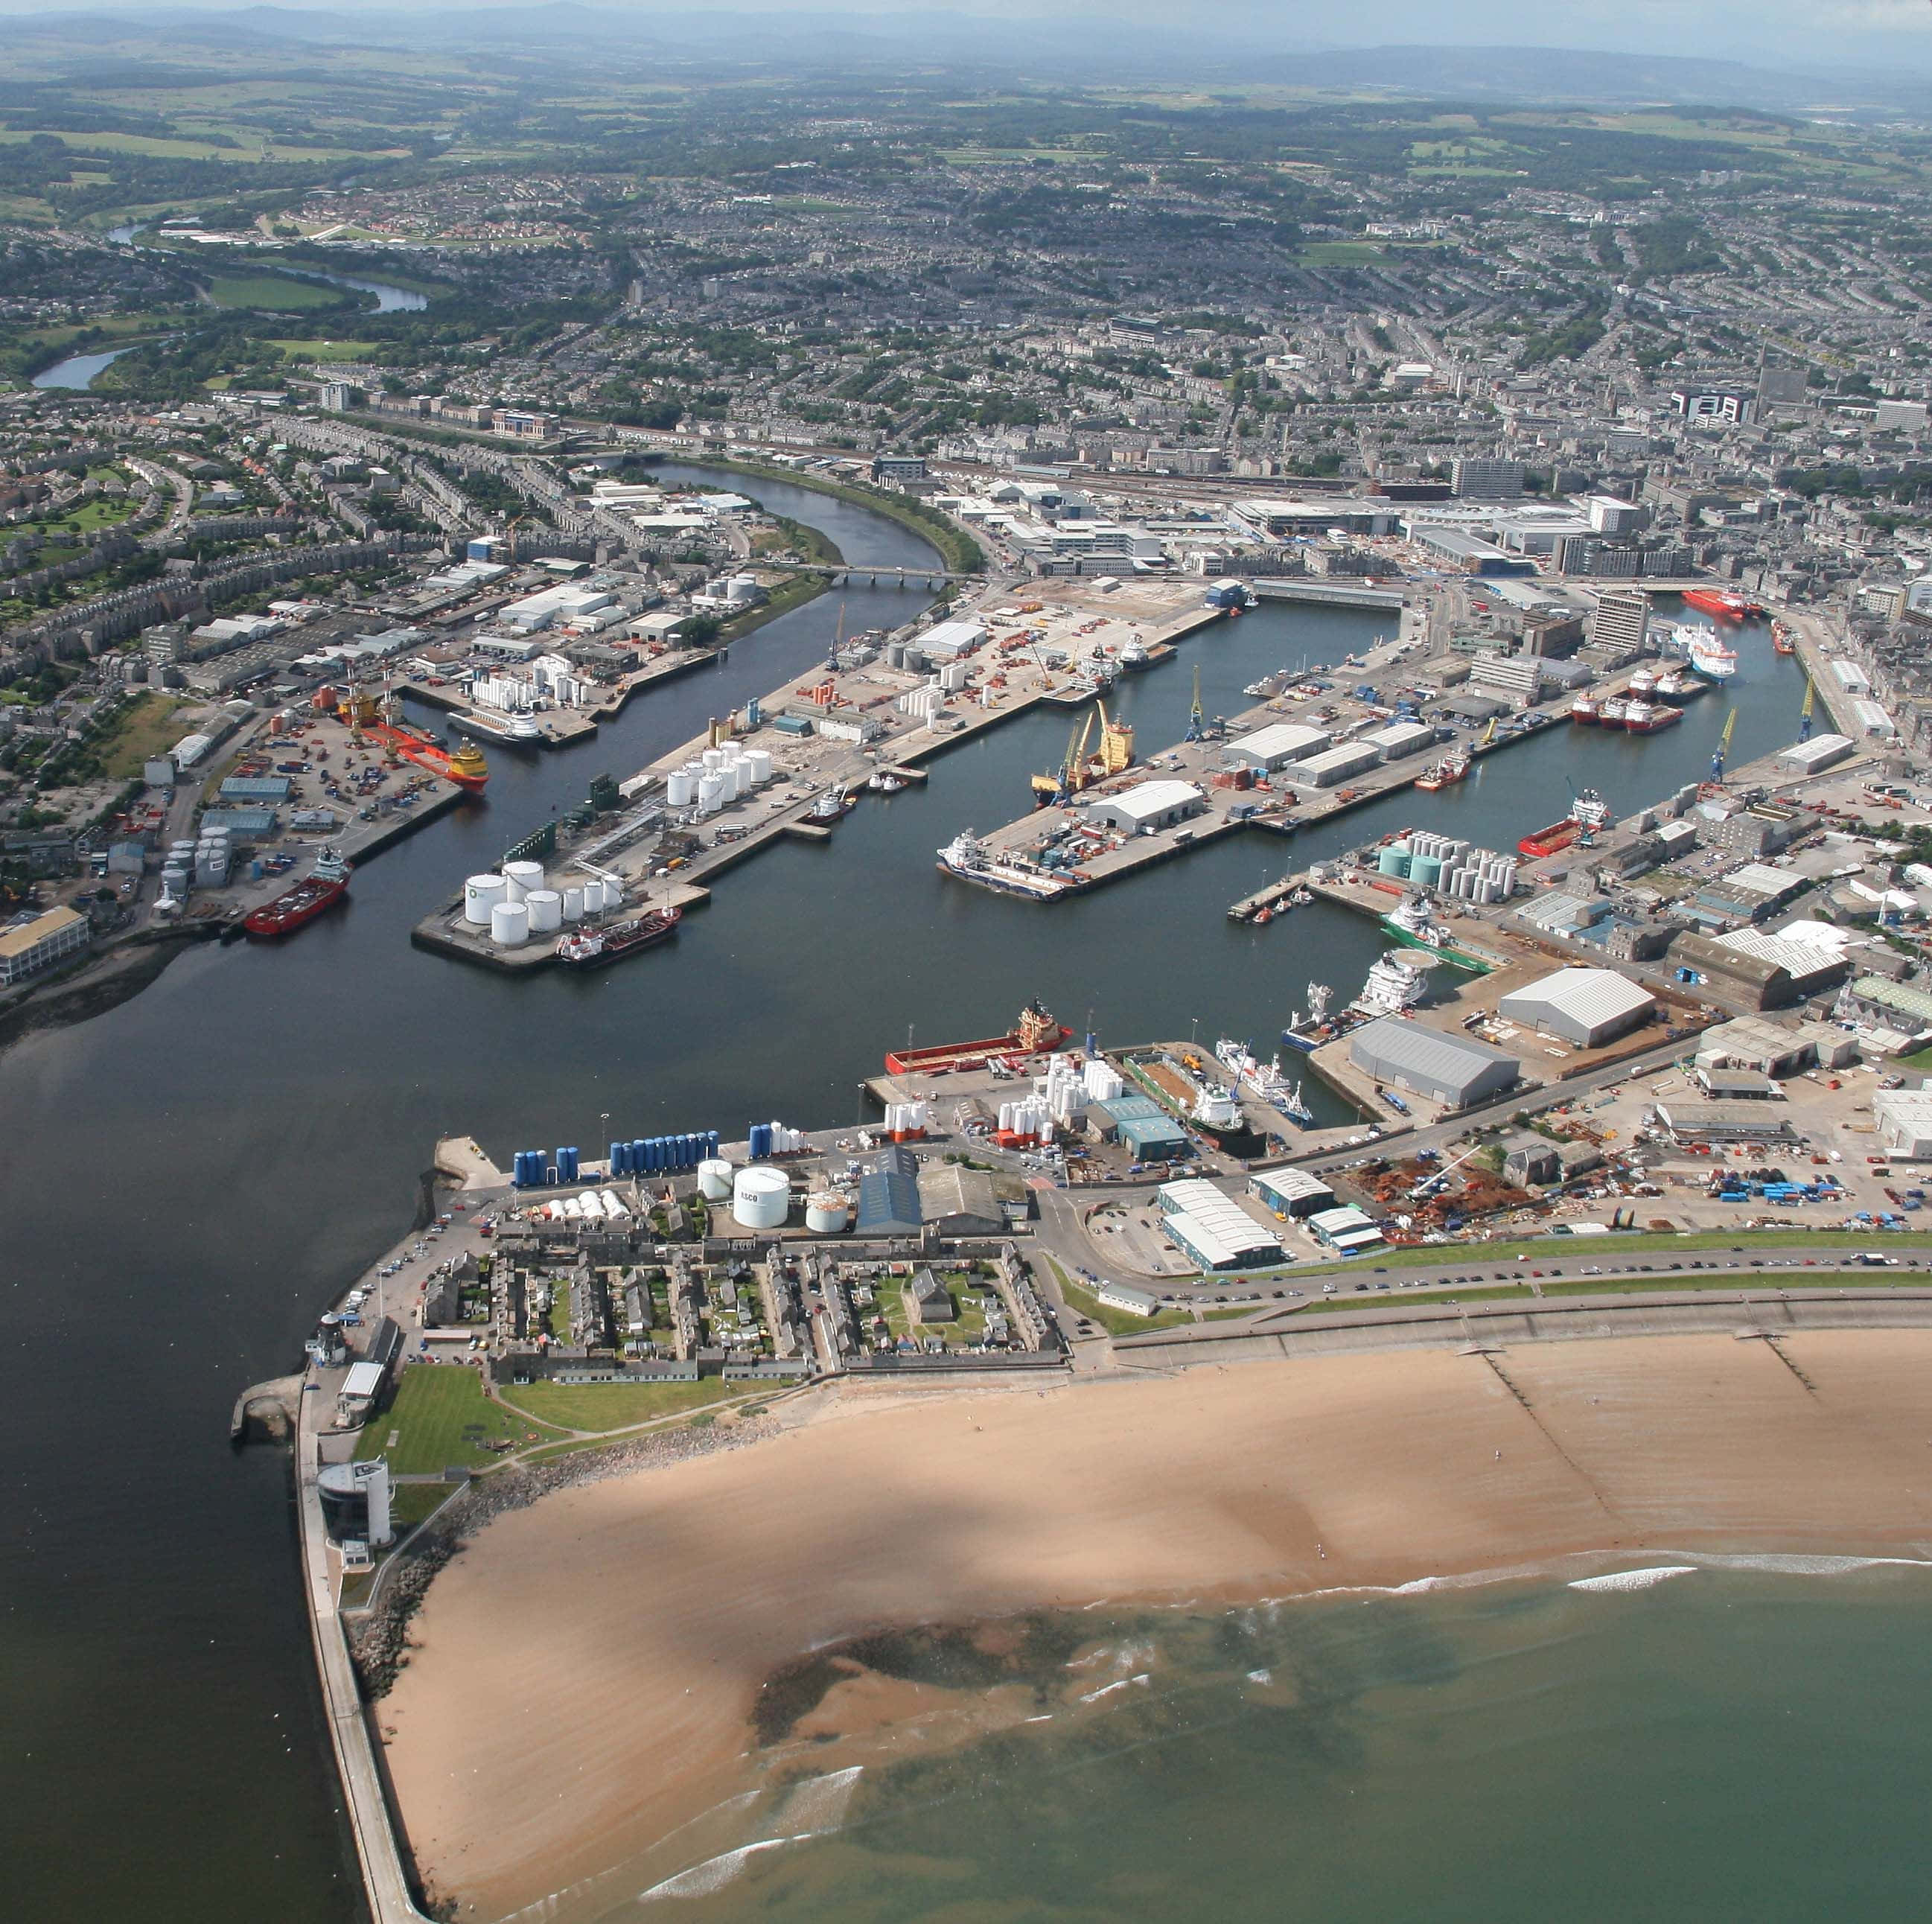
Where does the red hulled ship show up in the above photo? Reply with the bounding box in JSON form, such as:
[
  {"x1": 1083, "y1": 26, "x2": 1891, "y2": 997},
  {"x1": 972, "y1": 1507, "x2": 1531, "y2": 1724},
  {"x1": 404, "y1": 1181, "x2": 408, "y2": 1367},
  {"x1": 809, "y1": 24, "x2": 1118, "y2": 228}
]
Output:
[
  {"x1": 555, "y1": 905, "x2": 682, "y2": 969},
  {"x1": 1681, "y1": 587, "x2": 1764, "y2": 621},
  {"x1": 243, "y1": 847, "x2": 351, "y2": 938},
  {"x1": 884, "y1": 1001, "x2": 1072, "y2": 1076}
]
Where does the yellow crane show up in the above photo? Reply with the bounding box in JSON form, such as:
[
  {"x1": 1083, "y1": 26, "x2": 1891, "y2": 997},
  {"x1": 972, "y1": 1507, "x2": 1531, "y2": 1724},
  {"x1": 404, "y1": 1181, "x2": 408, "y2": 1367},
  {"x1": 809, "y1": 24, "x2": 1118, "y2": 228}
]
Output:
[
  {"x1": 1032, "y1": 711, "x2": 1095, "y2": 806},
  {"x1": 1711, "y1": 706, "x2": 1737, "y2": 782},
  {"x1": 1798, "y1": 678, "x2": 1816, "y2": 742}
]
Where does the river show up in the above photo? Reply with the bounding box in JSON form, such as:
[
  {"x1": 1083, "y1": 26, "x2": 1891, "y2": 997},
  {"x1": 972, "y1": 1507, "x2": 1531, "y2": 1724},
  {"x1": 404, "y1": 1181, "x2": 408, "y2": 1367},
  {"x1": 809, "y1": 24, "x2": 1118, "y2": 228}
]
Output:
[
  {"x1": 0, "y1": 472, "x2": 1821, "y2": 1922},
  {"x1": 31, "y1": 345, "x2": 141, "y2": 389}
]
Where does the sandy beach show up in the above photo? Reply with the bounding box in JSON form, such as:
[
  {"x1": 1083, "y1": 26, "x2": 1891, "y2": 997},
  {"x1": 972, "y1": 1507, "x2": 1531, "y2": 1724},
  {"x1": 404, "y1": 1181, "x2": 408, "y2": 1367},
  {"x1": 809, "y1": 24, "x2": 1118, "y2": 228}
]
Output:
[{"x1": 380, "y1": 1331, "x2": 1932, "y2": 1920}]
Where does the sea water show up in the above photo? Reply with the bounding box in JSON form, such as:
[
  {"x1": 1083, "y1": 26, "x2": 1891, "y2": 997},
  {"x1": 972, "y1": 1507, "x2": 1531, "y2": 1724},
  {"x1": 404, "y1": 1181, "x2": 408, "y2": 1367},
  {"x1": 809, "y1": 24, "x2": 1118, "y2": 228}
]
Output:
[{"x1": 583, "y1": 1562, "x2": 1932, "y2": 1923}]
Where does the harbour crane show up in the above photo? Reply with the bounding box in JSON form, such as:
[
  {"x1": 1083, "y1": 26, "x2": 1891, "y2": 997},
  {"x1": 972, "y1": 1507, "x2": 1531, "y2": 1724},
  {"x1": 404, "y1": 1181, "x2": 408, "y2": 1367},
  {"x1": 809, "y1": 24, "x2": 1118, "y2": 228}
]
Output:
[
  {"x1": 1711, "y1": 707, "x2": 1738, "y2": 782},
  {"x1": 1797, "y1": 679, "x2": 1816, "y2": 743},
  {"x1": 1185, "y1": 663, "x2": 1206, "y2": 742}
]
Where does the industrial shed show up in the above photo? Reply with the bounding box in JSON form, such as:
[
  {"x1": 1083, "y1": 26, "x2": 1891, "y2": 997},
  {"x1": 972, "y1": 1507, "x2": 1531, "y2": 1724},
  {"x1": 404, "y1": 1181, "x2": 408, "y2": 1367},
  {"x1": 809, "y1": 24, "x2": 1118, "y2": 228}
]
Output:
[
  {"x1": 1497, "y1": 967, "x2": 1655, "y2": 1047},
  {"x1": 1080, "y1": 779, "x2": 1205, "y2": 834},
  {"x1": 1348, "y1": 1017, "x2": 1522, "y2": 1108},
  {"x1": 1249, "y1": 1166, "x2": 1336, "y2": 1218},
  {"x1": 1654, "y1": 1100, "x2": 1798, "y2": 1144},
  {"x1": 855, "y1": 1146, "x2": 923, "y2": 1236},
  {"x1": 1155, "y1": 1179, "x2": 1284, "y2": 1270},
  {"x1": 1668, "y1": 931, "x2": 1799, "y2": 1010},
  {"x1": 916, "y1": 1165, "x2": 1007, "y2": 1236},
  {"x1": 1223, "y1": 722, "x2": 1330, "y2": 770},
  {"x1": 1874, "y1": 1089, "x2": 1932, "y2": 1159}
]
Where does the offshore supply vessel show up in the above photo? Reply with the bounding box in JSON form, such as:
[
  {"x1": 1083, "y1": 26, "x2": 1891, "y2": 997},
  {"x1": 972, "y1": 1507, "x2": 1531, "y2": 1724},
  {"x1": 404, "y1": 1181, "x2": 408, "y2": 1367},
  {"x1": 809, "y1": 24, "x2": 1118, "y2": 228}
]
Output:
[
  {"x1": 884, "y1": 1001, "x2": 1072, "y2": 1076},
  {"x1": 342, "y1": 685, "x2": 490, "y2": 790},
  {"x1": 1518, "y1": 788, "x2": 1611, "y2": 859},
  {"x1": 1680, "y1": 587, "x2": 1764, "y2": 621},
  {"x1": 555, "y1": 905, "x2": 682, "y2": 969},
  {"x1": 243, "y1": 847, "x2": 350, "y2": 938}
]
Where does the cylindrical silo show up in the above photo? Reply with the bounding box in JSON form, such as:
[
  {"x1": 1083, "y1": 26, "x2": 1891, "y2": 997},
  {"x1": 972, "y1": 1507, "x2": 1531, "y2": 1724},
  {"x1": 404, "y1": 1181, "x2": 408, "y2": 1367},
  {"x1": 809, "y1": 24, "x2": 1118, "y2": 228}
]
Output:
[
  {"x1": 464, "y1": 875, "x2": 508, "y2": 926},
  {"x1": 562, "y1": 886, "x2": 585, "y2": 923},
  {"x1": 805, "y1": 1193, "x2": 849, "y2": 1235},
  {"x1": 701, "y1": 748, "x2": 724, "y2": 775},
  {"x1": 744, "y1": 748, "x2": 772, "y2": 785},
  {"x1": 698, "y1": 1157, "x2": 735, "y2": 1201},
  {"x1": 525, "y1": 889, "x2": 563, "y2": 933},
  {"x1": 731, "y1": 1166, "x2": 790, "y2": 1231},
  {"x1": 502, "y1": 859, "x2": 544, "y2": 905},
  {"x1": 698, "y1": 775, "x2": 725, "y2": 815},
  {"x1": 581, "y1": 879, "x2": 605, "y2": 914},
  {"x1": 666, "y1": 769, "x2": 695, "y2": 806},
  {"x1": 490, "y1": 901, "x2": 530, "y2": 948},
  {"x1": 1411, "y1": 854, "x2": 1442, "y2": 890},
  {"x1": 1377, "y1": 843, "x2": 1409, "y2": 877}
]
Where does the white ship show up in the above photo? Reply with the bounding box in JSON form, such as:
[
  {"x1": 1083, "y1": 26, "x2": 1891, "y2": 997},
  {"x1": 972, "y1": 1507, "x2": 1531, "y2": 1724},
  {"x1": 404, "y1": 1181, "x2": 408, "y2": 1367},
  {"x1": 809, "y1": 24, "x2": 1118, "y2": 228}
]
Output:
[
  {"x1": 448, "y1": 707, "x2": 543, "y2": 748},
  {"x1": 1214, "y1": 1039, "x2": 1313, "y2": 1124},
  {"x1": 937, "y1": 829, "x2": 1072, "y2": 902},
  {"x1": 1666, "y1": 622, "x2": 1738, "y2": 681},
  {"x1": 1349, "y1": 949, "x2": 1438, "y2": 1017},
  {"x1": 1384, "y1": 891, "x2": 1453, "y2": 950}
]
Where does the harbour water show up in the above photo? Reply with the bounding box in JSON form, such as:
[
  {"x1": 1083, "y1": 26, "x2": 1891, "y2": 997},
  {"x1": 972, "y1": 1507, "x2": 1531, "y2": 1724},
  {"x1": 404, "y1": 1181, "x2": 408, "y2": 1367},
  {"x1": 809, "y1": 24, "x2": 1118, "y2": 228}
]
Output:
[{"x1": 0, "y1": 472, "x2": 1859, "y2": 1922}]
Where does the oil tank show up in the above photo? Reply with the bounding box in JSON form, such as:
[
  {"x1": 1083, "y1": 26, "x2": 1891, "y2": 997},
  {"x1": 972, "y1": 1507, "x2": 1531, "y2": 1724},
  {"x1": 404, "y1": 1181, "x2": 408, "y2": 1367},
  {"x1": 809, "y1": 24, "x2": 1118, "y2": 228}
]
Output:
[
  {"x1": 465, "y1": 874, "x2": 508, "y2": 925},
  {"x1": 744, "y1": 748, "x2": 773, "y2": 785},
  {"x1": 581, "y1": 879, "x2": 605, "y2": 914},
  {"x1": 561, "y1": 886, "x2": 585, "y2": 922},
  {"x1": 731, "y1": 1165, "x2": 790, "y2": 1231},
  {"x1": 698, "y1": 1157, "x2": 735, "y2": 1201},
  {"x1": 1411, "y1": 854, "x2": 1443, "y2": 890},
  {"x1": 697, "y1": 775, "x2": 725, "y2": 814},
  {"x1": 1377, "y1": 844, "x2": 1412, "y2": 879},
  {"x1": 525, "y1": 889, "x2": 563, "y2": 934},
  {"x1": 701, "y1": 748, "x2": 724, "y2": 775},
  {"x1": 805, "y1": 1193, "x2": 850, "y2": 1235},
  {"x1": 490, "y1": 901, "x2": 530, "y2": 948},
  {"x1": 666, "y1": 769, "x2": 695, "y2": 807},
  {"x1": 503, "y1": 859, "x2": 545, "y2": 905}
]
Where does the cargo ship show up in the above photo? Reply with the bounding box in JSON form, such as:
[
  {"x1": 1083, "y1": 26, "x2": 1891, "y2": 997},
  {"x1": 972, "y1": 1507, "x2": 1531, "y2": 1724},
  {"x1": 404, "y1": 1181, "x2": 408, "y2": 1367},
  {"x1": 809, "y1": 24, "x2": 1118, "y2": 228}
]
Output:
[
  {"x1": 1681, "y1": 587, "x2": 1764, "y2": 621},
  {"x1": 365, "y1": 719, "x2": 490, "y2": 791},
  {"x1": 555, "y1": 905, "x2": 681, "y2": 969},
  {"x1": 1686, "y1": 631, "x2": 1738, "y2": 682},
  {"x1": 884, "y1": 1000, "x2": 1071, "y2": 1076},
  {"x1": 1413, "y1": 751, "x2": 1469, "y2": 791},
  {"x1": 1518, "y1": 788, "x2": 1611, "y2": 859},
  {"x1": 243, "y1": 847, "x2": 350, "y2": 938},
  {"x1": 937, "y1": 829, "x2": 1075, "y2": 902}
]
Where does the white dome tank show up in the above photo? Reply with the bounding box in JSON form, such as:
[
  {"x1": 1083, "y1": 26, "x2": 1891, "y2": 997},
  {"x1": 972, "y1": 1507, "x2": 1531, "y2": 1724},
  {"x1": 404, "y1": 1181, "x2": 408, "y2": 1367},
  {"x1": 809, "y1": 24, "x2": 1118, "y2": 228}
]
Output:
[
  {"x1": 744, "y1": 748, "x2": 773, "y2": 785},
  {"x1": 525, "y1": 889, "x2": 563, "y2": 933},
  {"x1": 697, "y1": 1158, "x2": 735, "y2": 1202},
  {"x1": 805, "y1": 1193, "x2": 850, "y2": 1235},
  {"x1": 730, "y1": 1166, "x2": 790, "y2": 1231},
  {"x1": 464, "y1": 873, "x2": 508, "y2": 926},
  {"x1": 718, "y1": 761, "x2": 742, "y2": 800},
  {"x1": 489, "y1": 901, "x2": 530, "y2": 948},
  {"x1": 697, "y1": 775, "x2": 725, "y2": 814},
  {"x1": 666, "y1": 770, "x2": 695, "y2": 807},
  {"x1": 561, "y1": 885, "x2": 585, "y2": 923},
  {"x1": 602, "y1": 874, "x2": 623, "y2": 906},
  {"x1": 502, "y1": 859, "x2": 545, "y2": 905},
  {"x1": 701, "y1": 748, "x2": 724, "y2": 775}
]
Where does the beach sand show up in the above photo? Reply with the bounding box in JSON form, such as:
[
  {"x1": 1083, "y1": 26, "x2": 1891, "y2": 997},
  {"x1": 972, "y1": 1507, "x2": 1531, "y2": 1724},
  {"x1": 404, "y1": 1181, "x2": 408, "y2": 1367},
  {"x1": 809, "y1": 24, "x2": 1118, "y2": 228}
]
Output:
[{"x1": 380, "y1": 1331, "x2": 1932, "y2": 1920}]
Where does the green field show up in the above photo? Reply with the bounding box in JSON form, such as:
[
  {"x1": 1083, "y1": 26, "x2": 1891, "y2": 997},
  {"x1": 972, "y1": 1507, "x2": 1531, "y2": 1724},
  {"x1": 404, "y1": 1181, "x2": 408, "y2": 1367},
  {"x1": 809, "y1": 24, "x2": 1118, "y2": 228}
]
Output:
[
  {"x1": 499, "y1": 1375, "x2": 748, "y2": 1431},
  {"x1": 205, "y1": 273, "x2": 345, "y2": 313},
  {"x1": 354, "y1": 1364, "x2": 563, "y2": 1474},
  {"x1": 267, "y1": 337, "x2": 383, "y2": 362},
  {"x1": 94, "y1": 692, "x2": 193, "y2": 780},
  {"x1": 1300, "y1": 1269, "x2": 1931, "y2": 1313}
]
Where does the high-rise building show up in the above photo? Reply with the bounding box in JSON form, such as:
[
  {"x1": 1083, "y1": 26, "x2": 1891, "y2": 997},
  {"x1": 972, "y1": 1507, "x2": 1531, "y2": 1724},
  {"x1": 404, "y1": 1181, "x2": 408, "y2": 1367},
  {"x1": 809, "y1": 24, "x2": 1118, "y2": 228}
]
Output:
[
  {"x1": 1450, "y1": 456, "x2": 1526, "y2": 500},
  {"x1": 1590, "y1": 587, "x2": 1650, "y2": 654}
]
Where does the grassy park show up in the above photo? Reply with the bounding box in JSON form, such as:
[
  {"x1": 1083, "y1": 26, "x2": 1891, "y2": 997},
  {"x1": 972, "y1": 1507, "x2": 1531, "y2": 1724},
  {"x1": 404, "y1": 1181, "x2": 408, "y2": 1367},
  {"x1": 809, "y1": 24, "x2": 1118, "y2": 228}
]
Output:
[{"x1": 354, "y1": 1365, "x2": 563, "y2": 1474}]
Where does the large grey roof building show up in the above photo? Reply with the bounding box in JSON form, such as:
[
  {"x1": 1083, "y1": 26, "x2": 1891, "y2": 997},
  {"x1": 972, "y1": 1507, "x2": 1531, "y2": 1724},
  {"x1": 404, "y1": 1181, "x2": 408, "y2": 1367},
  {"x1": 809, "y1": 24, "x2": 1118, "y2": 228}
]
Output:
[
  {"x1": 1348, "y1": 1016, "x2": 1522, "y2": 1107},
  {"x1": 1498, "y1": 967, "x2": 1656, "y2": 1048}
]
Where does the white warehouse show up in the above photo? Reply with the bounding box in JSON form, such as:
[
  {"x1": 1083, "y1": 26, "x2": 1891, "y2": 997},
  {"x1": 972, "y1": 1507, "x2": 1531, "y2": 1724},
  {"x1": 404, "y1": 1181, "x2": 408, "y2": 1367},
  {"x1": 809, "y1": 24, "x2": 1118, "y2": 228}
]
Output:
[
  {"x1": 1081, "y1": 779, "x2": 1205, "y2": 834},
  {"x1": 1498, "y1": 968, "x2": 1657, "y2": 1048}
]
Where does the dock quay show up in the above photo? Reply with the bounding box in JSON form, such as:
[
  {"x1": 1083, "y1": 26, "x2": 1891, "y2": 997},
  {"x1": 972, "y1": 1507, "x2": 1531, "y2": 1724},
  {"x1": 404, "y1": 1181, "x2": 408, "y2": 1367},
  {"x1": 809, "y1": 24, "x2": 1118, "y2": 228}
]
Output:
[{"x1": 409, "y1": 578, "x2": 1253, "y2": 973}]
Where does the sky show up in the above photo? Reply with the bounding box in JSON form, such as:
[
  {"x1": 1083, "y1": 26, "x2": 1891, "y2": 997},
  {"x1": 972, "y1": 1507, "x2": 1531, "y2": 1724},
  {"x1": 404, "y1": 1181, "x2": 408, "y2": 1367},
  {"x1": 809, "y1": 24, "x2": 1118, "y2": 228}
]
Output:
[{"x1": 6, "y1": 0, "x2": 1932, "y2": 75}]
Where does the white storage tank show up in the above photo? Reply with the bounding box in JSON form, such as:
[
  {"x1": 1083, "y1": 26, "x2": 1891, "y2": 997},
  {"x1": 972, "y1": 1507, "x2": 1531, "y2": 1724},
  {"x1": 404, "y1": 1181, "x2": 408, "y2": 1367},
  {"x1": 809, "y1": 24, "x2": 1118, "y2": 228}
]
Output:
[
  {"x1": 666, "y1": 769, "x2": 696, "y2": 807},
  {"x1": 581, "y1": 879, "x2": 605, "y2": 914},
  {"x1": 502, "y1": 859, "x2": 545, "y2": 905},
  {"x1": 744, "y1": 748, "x2": 773, "y2": 785},
  {"x1": 701, "y1": 747, "x2": 724, "y2": 775},
  {"x1": 601, "y1": 874, "x2": 623, "y2": 906},
  {"x1": 728, "y1": 574, "x2": 759, "y2": 602},
  {"x1": 805, "y1": 1193, "x2": 850, "y2": 1235},
  {"x1": 561, "y1": 885, "x2": 585, "y2": 923},
  {"x1": 465, "y1": 875, "x2": 509, "y2": 925},
  {"x1": 525, "y1": 889, "x2": 563, "y2": 933},
  {"x1": 698, "y1": 774, "x2": 725, "y2": 815},
  {"x1": 489, "y1": 901, "x2": 530, "y2": 948},
  {"x1": 730, "y1": 1166, "x2": 790, "y2": 1231},
  {"x1": 697, "y1": 1158, "x2": 735, "y2": 1202}
]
